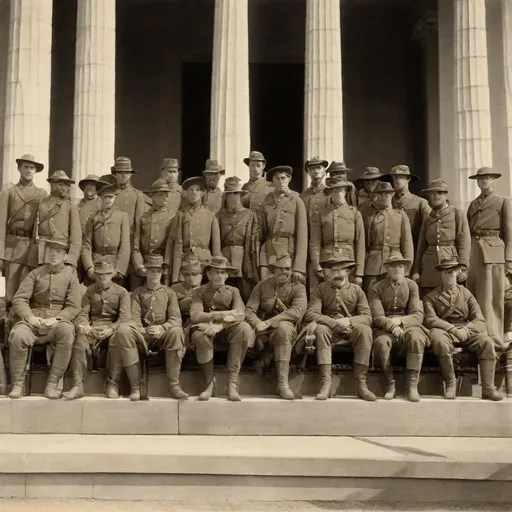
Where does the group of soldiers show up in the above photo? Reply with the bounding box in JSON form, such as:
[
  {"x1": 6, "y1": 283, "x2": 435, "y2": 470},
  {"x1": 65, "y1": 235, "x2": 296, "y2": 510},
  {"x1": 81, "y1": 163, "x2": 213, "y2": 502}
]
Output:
[{"x1": 0, "y1": 150, "x2": 511, "y2": 403}]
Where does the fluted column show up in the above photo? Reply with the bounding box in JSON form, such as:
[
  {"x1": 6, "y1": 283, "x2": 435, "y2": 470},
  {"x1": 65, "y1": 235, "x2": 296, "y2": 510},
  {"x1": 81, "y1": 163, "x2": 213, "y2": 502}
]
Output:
[
  {"x1": 73, "y1": 0, "x2": 116, "y2": 187},
  {"x1": 455, "y1": 0, "x2": 492, "y2": 209},
  {"x1": 210, "y1": 0, "x2": 250, "y2": 182},
  {"x1": 304, "y1": 0, "x2": 343, "y2": 170},
  {"x1": 2, "y1": 0, "x2": 53, "y2": 189},
  {"x1": 503, "y1": 0, "x2": 512, "y2": 196}
]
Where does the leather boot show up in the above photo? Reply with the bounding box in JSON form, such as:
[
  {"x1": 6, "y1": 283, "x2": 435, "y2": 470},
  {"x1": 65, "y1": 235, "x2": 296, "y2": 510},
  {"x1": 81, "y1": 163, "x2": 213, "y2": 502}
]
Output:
[
  {"x1": 106, "y1": 350, "x2": 122, "y2": 399},
  {"x1": 198, "y1": 360, "x2": 215, "y2": 401},
  {"x1": 125, "y1": 363, "x2": 141, "y2": 401},
  {"x1": 353, "y1": 363, "x2": 377, "y2": 401},
  {"x1": 0, "y1": 353, "x2": 7, "y2": 396},
  {"x1": 8, "y1": 349, "x2": 29, "y2": 399},
  {"x1": 227, "y1": 365, "x2": 242, "y2": 402},
  {"x1": 276, "y1": 360, "x2": 295, "y2": 400},
  {"x1": 44, "y1": 367, "x2": 65, "y2": 400},
  {"x1": 382, "y1": 360, "x2": 395, "y2": 400},
  {"x1": 165, "y1": 351, "x2": 188, "y2": 400},
  {"x1": 316, "y1": 364, "x2": 332, "y2": 400},
  {"x1": 438, "y1": 355, "x2": 457, "y2": 399},
  {"x1": 480, "y1": 359, "x2": 503, "y2": 401},
  {"x1": 62, "y1": 372, "x2": 85, "y2": 400},
  {"x1": 406, "y1": 370, "x2": 421, "y2": 402},
  {"x1": 506, "y1": 361, "x2": 512, "y2": 398}
]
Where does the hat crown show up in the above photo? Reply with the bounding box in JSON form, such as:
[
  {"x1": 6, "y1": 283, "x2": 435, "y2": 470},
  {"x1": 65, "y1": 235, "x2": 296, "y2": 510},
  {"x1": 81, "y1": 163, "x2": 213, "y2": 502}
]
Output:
[
  {"x1": 19, "y1": 153, "x2": 36, "y2": 161},
  {"x1": 112, "y1": 156, "x2": 133, "y2": 171},
  {"x1": 439, "y1": 256, "x2": 459, "y2": 265},
  {"x1": 268, "y1": 254, "x2": 292, "y2": 269},
  {"x1": 181, "y1": 256, "x2": 202, "y2": 273},
  {"x1": 305, "y1": 156, "x2": 328, "y2": 167},
  {"x1": 364, "y1": 167, "x2": 380, "y2": 173},
  {"x1": 82, "y1": 174, "x2": 100, "y2": 182},
  {"x1": 161, "y1": 157, "x2": 179, "y2": 169},
  {"x1": 248, "y1": 151, "x2": 265, "y2": 160},
  {"x1": 375, "y1": 181, "x2": 395, "y2": 193},
  {"x1": 48, "y1": 170, "x2": 73, "y2": 183},
  {"x1": 182, "y1": 176, "x2": 205, "y2": 190},
  {"x1": 476, "y1": 166, "x2": 493, "y2": 175},
  {"x1": 326, "y1": 175, "x2": 349, "y2": 188},
  {"x1": 45, "y1": 238, "x2": 69, "y2": 249},
  {"x1": 143, "y1": 254, "x2": 164, "y2": 268},
  {"x1": 204, "y1": 159, "x2": 224, "y2": 172},
  {"x1": 148, "y1": 178, "x2": 170, "y2": 191},
  {"x1": 223, "y1": 176, "x2": 243, "y2": 192},
  {"x1": 98, "y1": 174, "x2": 117, "y2": 188},
  {"x1": 208, "y1": 256, "x2": 230, "y2": 269},
  {"x1": 391, "y1": 164, "x2": 411, "y2": 175},
  {"x1": 384, "y1": 251, "x2": 409, "y2": 265},
  {"x1": 94, "y1": 261, "x2": 115, "y2": 273},
  {"x1": 328, "y1": 161, "x2": 351, "y2": 174}
]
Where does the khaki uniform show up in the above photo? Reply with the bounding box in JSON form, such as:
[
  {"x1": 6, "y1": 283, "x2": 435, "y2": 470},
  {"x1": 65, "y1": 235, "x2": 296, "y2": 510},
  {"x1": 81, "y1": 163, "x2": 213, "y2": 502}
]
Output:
[
  {"x1": 34, "y1": 196, "x2": 82, "y2": 268},
  {"x1": 167, "y1": 184, "x2": 187, "y2": 214},
  {"x1": 171, "y1": 281, "x2": 200, "y2": 343},
  {"x1": 204, "y1": 188, "x2": 223, "y2": 213},
  {"x1": 241, "y1": 177, "x2": 273, "y2": 212},
  {"x1": 392, "y1": 191, "x2": 431, "y2": 247},
  {"x1": 467, "y1": 192, "x2": 512, "y2": 346},
  {"x1": 78, "y1": 198, "x2": 102, "y2": 233},
  {"x1": 358, "y1": 198, "x2": 376, "y2": 220},
  {"x1": 245, "y1": 277, "x2": 307, "y2": 361},
  {"x1": 298, "y1": 281, "x2": 373, "y2": 365},
  {"x1": 414, "y1": 205, "x2": 470, "y2": 290},
  {"x1": 0, "y1": 182, "x2": 47, "y2": 305}
]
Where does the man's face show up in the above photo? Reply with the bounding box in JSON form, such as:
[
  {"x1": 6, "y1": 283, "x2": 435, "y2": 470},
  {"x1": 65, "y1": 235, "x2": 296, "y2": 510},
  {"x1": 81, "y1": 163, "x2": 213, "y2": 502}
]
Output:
[
  {"x1": 249, "y1": 161, "x2": 265, "y2": 181},
  {"x1": 114, "y1": 171, "x2": 131, "y2": 186},
  {"x1": 273, "y1": 172, "x2": 291, "y2": 192},
  {"x1": 207, "y1": 268, "x2": 228, "y2": 287},
  {"x1": 162, "y1": 168, "x2": 179, "y2": 185},
  {"x1": 364, "y1": 179, "x2": 379, "y2": 194},
  {"x1": 330, "y1": 187, "x2": 346, "y2": 206},
  {"x1": 146, "y1": 267, "x2": 163, "y2": 286},
  {"x1": 441, "y1": 268, "x2": 459, "y2": 287},
  {"x1": 186, "y1": 184, "x2": 204, "y2": 204},
  {"x1": 48, "y1": 246, "x2": 66, "y2": 266},
  {"x1": 307, "y1": 164, "x2": 326, "y2": 183},
  {"x1": 391, "y1": 175, "x2": 409, "y2": 192},
  {"x1": 151, "y1": 191, "x2": 169, "y2": 209},
  {"x1": 375, "y1": 191, "x2": 393, "y2": 208},
  {"x1": 183, "y1": 271, "x2": 202, "y2": 288},
  {"x1": 477, "y1": 176, "x2": 494, "y2": 192},
  {"x1": 225, "y1": 193, "x2": 240, "y2": 209},
  {"x1": 83, "y1": 183, "x2": 97, "y2": 200},
  {"x1": 95, "y1": 271, "x2": 114, "y2": 288},
  {"x1": 51, "y1": 181, "x2": 70, "y2": 199},
  {"x1": 101, "y1": 193, "x2": 116, "y2": 209},
  {"x1": 331, "y1": 171, "x2": 347, "y2": 181},
  {"x1": 273, "y1": 265, "x2": 291, "y2": 284},
  {"x1": 205, "y1": 173, "x2": 220, "y2": 189},
  {"x1": 18, "y1": 162, "x2": 36, "y2": 182},
  {"x1": 327, "y1": 264, "x2": 349, "y2": 285},
  {"x1": 386, "y1": 262, "x2": 406, "y2": 281},
  {"x1": 429, "y1": 191, "x2": 448, "y2": 208}
]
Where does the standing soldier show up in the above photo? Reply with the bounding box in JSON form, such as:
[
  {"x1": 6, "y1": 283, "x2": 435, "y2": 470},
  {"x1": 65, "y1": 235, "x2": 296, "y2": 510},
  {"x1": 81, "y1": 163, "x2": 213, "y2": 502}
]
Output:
[
  {"x1": 260, "y1": 165, "x2": 308, "y2": 283},
  {"x1": 160, "y1": 157, "x2": 186, "y2": 214},
  {"x1": 361, "y1": 181, "x2": 414, "y2": 296},
  {"x1": 413, "y1": 179, "x2": 470, "y2": 295},
  {"x1": 0, "y1": 154, "x2": 47, "y2": 308},
  {"x1": 326, "y1": 161, "x2": 358, "y2": 207},
  {"x1": 217, "y1": 177, "x2": 260, "y2": 300},
  {"x1": 380, "y1": 165, "x2": 431, "y2": 247},
  {"x1": 353, "y1": 167, "x2": 382, "y2": 216},
  {"x1": 310, "y1": 175, "x2": 365, "y2": 287},
  {"x1": 34, "y1": 170, "x2": 81, "y2": 270},
  {"x1": 77, "y1": 174, "x2": 104, "y2": 232},
  {"x1": 203, "y1": 159, "x2": 224, "y2": 213},
  {"x1": 241, "y1": 151, "x2": 273, "y2": 212},
  {"x1": 466, "y1": 167, "x2": 512, "y2": 351}
]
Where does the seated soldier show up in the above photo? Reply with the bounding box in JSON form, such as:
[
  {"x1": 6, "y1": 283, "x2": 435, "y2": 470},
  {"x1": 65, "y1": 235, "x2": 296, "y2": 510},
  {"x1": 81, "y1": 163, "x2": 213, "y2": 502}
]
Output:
[
  {"x1": 245, "y1": 254, "x2": 307, "y2": 400},
  {"x1": 9, "y1": 240, "x2": 81, "y2": 399},
  {"x1": 190, "y1": 256, "x2": 255, "y2": 401},
  {"x1": 368, "y1": 251, "x2": 429, "y2": 402},
  {"x1": 299, "y1": 257, "x2": 375, "y2": 401},
  {"x1": 63, "y1": 261, "x2": 131, "y2": 400},
  {"x1": 424, "y1": 256, "x2": 502, "y2": 401},
  {"x1": 117, "y1": 255, "x2": 188, "y2": 400}
]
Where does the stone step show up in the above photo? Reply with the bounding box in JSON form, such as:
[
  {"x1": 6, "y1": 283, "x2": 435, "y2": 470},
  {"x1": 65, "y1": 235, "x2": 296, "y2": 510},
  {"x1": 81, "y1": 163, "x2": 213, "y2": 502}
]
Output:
[
  {"x1": 0, "y1": 395, "x2": 510, "y2": 437},
  {"x1": 1, "y1": 434, "x2": 512, "y2": 502}
]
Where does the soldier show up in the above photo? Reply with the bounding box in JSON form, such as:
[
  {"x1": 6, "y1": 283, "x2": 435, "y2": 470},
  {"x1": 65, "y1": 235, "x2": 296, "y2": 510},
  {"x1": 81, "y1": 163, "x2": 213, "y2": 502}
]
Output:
[
  {"x1": 0, "y1": 154, "x2": 47, "y2": 307},
  {"x1": 241, "y1": 151, "x2": 273, "y2": 212},
  {"x1": 260, "y1": 165, "x2": 307, "y2": 283},
  {"x1": 115, "y1": 255, "x2": 188, "y2": 400},
  {"x1": 34, "y1": 170, "x2": 81, "y2": 270},
  {"x1": 9, "y1": 240, "x2": 81, "y2": 399},
  {"x1": 299, "y1": 257, "x2": 375, "y2": 401},
  {"x1": 245, "y1": 254, "x2": 307, "y2": 400},
  {"x1": 217, "y1": 176, "x2": 260, "y2": 300},
  {"x1": 132, "y1": 178, "x2": 177, "y2": 290},
  {"x1": 63, "y1": 261, "x2": 131, "y2": 400},
  {"x1": 82, "y1": 175, "x2": 130, "y2": 286},
  {"x1": 353, "y1": 167, "x2": 382, "y2": 216},
  {"x1": 380, "y1": 165, "x2": 431, "y2": 247},
  {"x1": 361, "y1": 181, "x2": 414, "y2": 296},
  {"x1": 160, "y1": 157, "x2": 186, "y2": 214},
  {"x1": 413, "y1": 179, "x2": 470, "y2": 295},
  {"x1": 189, "y1": 256, "x2": 255, "y2": 401},
  {"x1": 466, "y1": 167, "x2": 512, "y2": 351},
  {"x1": 326, "y1": 161, "x2": 358, "y2": 207},
  {"x1": 503, "y1": 284, "x2": 512, "y2": 397},
  {"x1": 424, "y1": 256, "x2": 502, "y2": 401},
  {"x1": 203, "y1": 159, "x2": 224, "y2": 214},
  {"x1": 369, "y1": 252, "x2": 429, "y2": 402},
  {"x1": 77, "y1": 175, "x2": 104, "y2": 232},
  {"x1": 310, "y1": 175, "x2": 365, "y2": 286}
]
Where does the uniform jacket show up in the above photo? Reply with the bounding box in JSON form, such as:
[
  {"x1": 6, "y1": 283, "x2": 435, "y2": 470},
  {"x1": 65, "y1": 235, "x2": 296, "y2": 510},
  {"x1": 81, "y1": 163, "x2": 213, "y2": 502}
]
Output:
[
  {"x1": 369, "y1": 276, "x2": 424, "y2": 332},
  {"x1": 131, "y1": 283, "x2": 181, "y2": 330},
  {"x1": 82, "y1": 208, "x2": 131, "y2": 276},
  {"x1": 467, "y1": 192, "x2": 512, "y2": 264},
  {"x1": 78, "y1": 197, "x2": 102, "y2": 233},
  {"x1": 358, "y1": 198, "x2": 376, "y2": 220},
  {"x1": 167, "y1": 184, "x2": 187, "y2": 214},
  {"x1": 423, "y1": 284, "x2": 487, "y2": 334},
  {"x1": 362, "y1": 206, "x2": 413, "y2": 276},
  {"x1": 310, "y1": 202, "x2": 365, "y2": 277},
  {"x1": 245, "y1": 277, "x2": 307, "y2": 329},
  {"x1": 190, "y1": 283, "x2": 245, "y2": 324},
  {"x1": 12, "y1": 264, "x2": 81, "y2": 322},
  {"x1": 392, "y1": 191, "x2": 431, "y2": 246},
  {"x1": 76, "y1": 282, "x2": 131, "y2": 328},
  {"x1": 413, "y1": 204, "x2": 470, "y2": 287},
  {"x1": 0, "y1": 182, "x2": 47, "y2": 264},
  {"x1": 260, "y1": 190, "x2": 308, "y2": 274},
  {"x1": 345, "y1": 181, "x2": 358, "y2": 208},
  {"x1": 171, "y1": 282, "x2": 199, "y2": 319},
  {"x1": 241, "y1": 178, "x2": 274, "y2": 212},
  {"x1": 300, "y1": 183, "x2": 329, "y2": 223},
  {"x1": 114, "y1": 183, "x2": 146, "y2": 244},
  {"x1": 204, "y1": 188, "x2": 223, "y2": 213},
  {"x1": 304, "y1": 281, "x2": 372, "y2": 329}
]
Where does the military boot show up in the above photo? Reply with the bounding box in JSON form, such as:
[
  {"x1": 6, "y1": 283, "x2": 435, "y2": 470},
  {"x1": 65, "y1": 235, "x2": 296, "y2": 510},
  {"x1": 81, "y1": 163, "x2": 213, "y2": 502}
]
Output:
[
  {"x1": 276, "y1": 360, "x2": 295, "y2": 400},
  {"x1": 438, "y1": 355, "x2": 457, "y2": 399},
  {"x1": 0, "y1": 353, "x2": 7, "y2": 396},
  {"x1": 353, "y1": 363, "x2": 377, "y2": 401},
  {"x1": 165, "y1": 350, "x2": 188, "y2": 400},
  {"x1": 381, "y1": 360, "x2": 395, "y2": 400},
  {"x1": 106, "y1": 350, "x2": 122, "y2": 399},
  {"x1": 44, "y1": 366, "x2": 65, "y2": 400},
  {"x1": 8, "y1": 349, "x2": 29, "y2": 399},
  {"x1": 316, "y1": 364, "x2": 332, "y2": 400},
  {"x1": 198, "y1": 360, "x2": 215, "y2": 401},
  {"x1": 405, "y1": 352, "x2": 423, "y2": 402},
  {"x1": 480, "y1": 359, "x2": 503, "y2": 401},
  {"x1": 62, "y1": 372, "x2": 85, "y2": 400},
  {"x1": 505, "y1": 360, "x2": 512, "y2": 398},
  {"x1": 125, "y1": 363, "x2": 141, "y2": 401}
]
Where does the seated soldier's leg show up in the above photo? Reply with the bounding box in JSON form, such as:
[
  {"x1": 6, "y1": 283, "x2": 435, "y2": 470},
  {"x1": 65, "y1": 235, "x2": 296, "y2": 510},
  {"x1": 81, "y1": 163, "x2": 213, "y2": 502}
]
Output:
[
  {"x1": 351, "y1": 324, "x2": 377, "y2": 402},
  {"x1": 45, "y1": 321, "x2": 75, "y2": 399},
  {"x1": 404, "y1": 327, "x2": 428, "y2": 402},
  {"x1": 269, "y1": 322, "x2": 296, "y2": 400},
  {"x1": 225, "y1": 321, "x2": 255, "y2": 401},
  {"x1": 157, "y1": 326, "x2": 188, "y2": 399},
  {"x1": 106, "y1": 335, "x2": 123, "y2": 399},
  {"x1": 114, "y1": 323, "x2": 141, "y2": 401},
  {"x1": 373, "y1": 332, "x2": 395, "y2": 400},
  {"x1": 315, "y1": 324, "x2": 333, "y2": 400},
  {"x1": 8, "y1": 322, "x2": 37, "y2": 399},
  {"x1": 62, "y1": 333, "x2": 90, "y2": 400},
  {"x1": 191, "y1": 329, "x2": 215, "y2": 401},
  {"x1": 429, "y1": 328, "x2": 456, "y2": 399}
]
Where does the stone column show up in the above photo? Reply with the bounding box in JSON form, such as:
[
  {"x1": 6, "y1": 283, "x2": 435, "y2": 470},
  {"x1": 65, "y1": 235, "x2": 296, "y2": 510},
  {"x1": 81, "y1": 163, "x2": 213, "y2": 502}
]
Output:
[
  {"x1": 454, "y1": 0, "x2": 492, "y2": 210},
  {"x1": 73, "y1": 0, "x2": 116, "y2": 190},
  {"x1": 503, "y1": 0, "x2": 512, "y2": 197},
  {"x1": 210, "y1": 0, "x2": 250, "y2": 183},
  {"x1": 304, "y1": 0, "x2": 343, "y2": 176},
  {"x1": 2, "y1": 0, "x2": 53, "y2": 189}
]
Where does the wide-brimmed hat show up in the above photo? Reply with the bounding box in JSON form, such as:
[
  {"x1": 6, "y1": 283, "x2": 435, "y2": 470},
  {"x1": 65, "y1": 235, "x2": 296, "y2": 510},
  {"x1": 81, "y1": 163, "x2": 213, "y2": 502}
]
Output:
[
  {"x1": 381, "y1": 164, "x2": 419, "y2": 182},
  {"x1": 223, "y1": 176, "x2": 247, "y2": 195},
  {"x1": 144, "y1": 254, "x2": 164, "y2": 269},
  {"x1": 422, "y1": 178, "x2": 449, "y2": 193},
  {"x1": 324, "y1": 175, "x2": 351, "y2": 195},
  {"x1": 94, "y1": 261, "x2": 115, "y2": 274},
  {"x1": 203, "y1": 159, "x2": 225, "y2": 175},
  {"x1": 161, "y1": 157, "x2": 180, "y2": 171},
  {"x1": 243, "y1": 151, "x2": 266, "y2": 166},
  {"x1": 305, "y1": 156, "x2": 329, "y2": 170},
  {"x1": 468, "y1": 167, "x2": 501, "y2": 180},
  {"x1": 144, "y1": 178, "x2": 171, "y2": 195},
  {"x1": 320, "y1": 257, "x2": 356, "y2": 269},
  {"x1": 111, "y1": 156, "x2": 136, "y2": 174},
  {"x1": 204, "y1": 255, "x2": 238, "y2": 275},
  {"x1": 268, "y1": 254, "x2": 292, "y2": 271},
  {"x1": 181, "y1": 258, "x2": 202, "y2": 274},
  {"x1": 374, "y1": 181, "x2": 395, "y2": 194},
  {"x1": 97, "y1": 174, "x2": 119, "y2": 196},
  {"x1": 327, "y1": 161, "x2": 353, "y2": 175},
  {"x1": 353, "y1": 167, "x2": 382, "y2": 189},
  {"x1": 47, "y1": 170, "x2": 75, "y2": 185},
  {"x1": 78, "y1": 174, "x2": 104, "y2": 191},
  {"x1": 45, "y1": 239, "x2": 69, "y2": 250},
  {"x1": 182, "y1": 176, "x2": 205, "y2": 191},
  {"x1": 16, "y1": 153, "x2": 44, "y2": 173},
  {"x1": 267, "y1": 165, "x2": 293, "y2": 182},
  {"x1": 383, "y1": 251, "x2": 411, "y2": 266},
  {"x1": 434, "y1": 256, "x2": 462, "y2": 271}
]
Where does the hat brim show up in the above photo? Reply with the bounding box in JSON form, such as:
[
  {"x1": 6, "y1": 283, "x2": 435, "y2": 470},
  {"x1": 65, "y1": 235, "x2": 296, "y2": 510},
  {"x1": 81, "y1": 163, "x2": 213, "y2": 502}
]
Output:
[
  {"x1": 384, "y1": 258, "x2": 411, "y2": 266},
  {"x1": 111, "y1": 167, "x2": 136, "y2": 174},
  {"x1": 204, "y1": 264, "x2": 239, "y2": 275},
  {"x1": 45, "y1": 241, "x2": 69, "y2": 250},
  {"x1": 422, "y1": 187, "x2": 448, "y2": 193},
  {"x1": 321, "y1": 260, "x2": 356, "y2": 270},
  {"x1": 243, "y1": 157, "x2": 266, "y2": 166},
  {"x1": 144, "y1": 188, "x2": 171, "y2": 194},
  {"x1": 223, "y1": 189, "x2": 248, "y2": 195},
  {"x1": 48, "y1": 178, "x2": 75, "y2": 185},
  {"x1": 266, "y1": 168, "x2": 293, "y2": 182},
  {"x1": 434, "y1": 263, "x2": 461, "y2": 271},
  {"x1": 203, "y1": 170, "x2": 226, "y2": 176},
  {"x1": 305, "y1": 160, "x2": 329, "y2": 170},
  {"x1": 16, "y1": 159, "x2": 44, "y2": 173},
  {"x1": 380, "y1": 173, "x2": 420, "y2": 182},
  {"x1": 468, "y1": 173, "x2": 502, "y2": 179},
  {"x1": 182, "y1": 178, "x2": 205, "y2": 191},
  {"x1": 94, "y1": 268, "x2": 116, "y2": 274},
  {"x1": 78, "y1": 179, "x2": 102, "y2": 191},
  {"x1": 323, "y1": 184, "x2": 351, "y2": 195},
  {"x1": 97, "y1": 187, "x2": 119, "y2": 196}
]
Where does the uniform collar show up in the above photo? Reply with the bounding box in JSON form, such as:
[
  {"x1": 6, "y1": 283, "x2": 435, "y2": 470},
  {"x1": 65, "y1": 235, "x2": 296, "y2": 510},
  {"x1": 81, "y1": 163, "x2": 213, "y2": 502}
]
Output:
[
  {"x1": 308, "y1": 182, "x2": 325, "y2": 194},
  {"x1": 145, "y1": 283, "x2": 164, "y2": 292},
  {"x1": 46, "y1": 263, "x2": 65, "y2": 274},
  {"x1": 17, "y1": 181, "x2": 34, "y2": 189},
  {"x1": 119, "y1": 183, "x2": 132, "y2": 190}
]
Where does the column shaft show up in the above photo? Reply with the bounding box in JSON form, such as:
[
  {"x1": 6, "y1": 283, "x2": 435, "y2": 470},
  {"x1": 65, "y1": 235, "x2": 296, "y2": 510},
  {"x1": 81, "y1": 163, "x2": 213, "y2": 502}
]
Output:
[{"x1": 503, "y1": 0, "x2": 512, "y2": 196}]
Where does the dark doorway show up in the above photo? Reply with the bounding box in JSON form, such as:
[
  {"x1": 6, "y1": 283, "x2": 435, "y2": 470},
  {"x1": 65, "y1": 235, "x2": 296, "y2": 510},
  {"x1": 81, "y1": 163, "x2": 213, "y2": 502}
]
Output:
[{"x1": 250, "y1": 63, "x2": 305, "y2": 192}]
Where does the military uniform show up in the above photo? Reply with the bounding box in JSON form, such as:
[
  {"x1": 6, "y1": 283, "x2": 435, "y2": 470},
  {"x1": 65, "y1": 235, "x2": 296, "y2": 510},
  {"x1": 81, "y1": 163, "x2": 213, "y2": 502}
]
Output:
[
  {"x1": 241, "y1": 177, "x2": 273, "y2": 211},
  {"x1": 392, "y1": 191, "x2": 430, "y2": 247},
  {"x1": 167, "y1": 183, "x2": 187, "y2": 214},
  {"x1": 78, "y1": 198, "x2": 102, "y2": 233},
  {"x1": 204, "y1": 188, "x2": 223, "y2": 213},
  {"x1": 326, "y1": 161, "x2": 358, "y2": 207}
]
